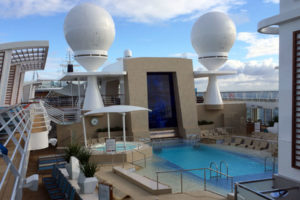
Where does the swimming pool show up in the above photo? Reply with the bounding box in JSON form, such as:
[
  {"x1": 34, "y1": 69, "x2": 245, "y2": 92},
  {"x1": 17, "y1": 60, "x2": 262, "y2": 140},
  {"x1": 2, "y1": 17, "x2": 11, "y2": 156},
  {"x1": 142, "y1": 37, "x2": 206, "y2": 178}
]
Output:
[
  {"x1": 92, "y1": 142, "x2": 138, "y2": 152},
  {"x1": 136, "y1": 140, "x2": 277, "y2": 195}
]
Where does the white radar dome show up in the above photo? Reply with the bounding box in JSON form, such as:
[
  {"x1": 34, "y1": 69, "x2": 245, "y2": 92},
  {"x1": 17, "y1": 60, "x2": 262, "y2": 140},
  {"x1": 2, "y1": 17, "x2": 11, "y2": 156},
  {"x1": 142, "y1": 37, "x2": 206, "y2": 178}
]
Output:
[
  {"x1": 64, "y1": 3, "x2": 115, "y2": 71},
  {"x1": 124, "y1": 49, "x2": 132, "y2": 58},
  {"x1": 191, "y1": 12, "x2": 236, "y2": 71}
]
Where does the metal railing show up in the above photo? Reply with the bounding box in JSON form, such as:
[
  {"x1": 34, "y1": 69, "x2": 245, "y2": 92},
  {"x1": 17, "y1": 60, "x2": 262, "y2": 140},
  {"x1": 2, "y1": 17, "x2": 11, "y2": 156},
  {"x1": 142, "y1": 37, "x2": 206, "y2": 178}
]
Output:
[
  {"x1": 42, "y1": 100, "x2": 80, "y2": 124},
  {"x1": 131, "y1": 149, "x2": 147, "y2": 168},
  {"x1": 0, "y1": 101, "x2": 50, "y2": 200},
  {"x1": 235, "y1": 178, "x2": 299, "y2": 200},
  {"x1": 156, "y1": 167, "x2": 234, "y2": 194},
  {"x1": 264, "y1": 156, "x2": 277, "y2": 173},
  {"x1": 220, "y1": 160, "x2": 229, "y2": 179}
]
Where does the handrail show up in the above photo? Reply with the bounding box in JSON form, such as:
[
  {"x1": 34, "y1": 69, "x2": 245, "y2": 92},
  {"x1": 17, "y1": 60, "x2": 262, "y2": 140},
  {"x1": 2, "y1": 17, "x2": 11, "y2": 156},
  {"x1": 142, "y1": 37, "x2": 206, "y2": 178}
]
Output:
[
  {"x1": 155, "y1": 167, "x2": 234, "y2": 193},
  {"x1": 209, "y1": 161, "x2": 219, "y2": 180},
  {"x1": 131, "y1": 149, "x2": 146, "y2": 168},
  {"x1": 264, "y1": 156, "x2": 277, "y2": 173},
  {"x1": 220, "y1": 160, "x2": 229, "y2": 179}
]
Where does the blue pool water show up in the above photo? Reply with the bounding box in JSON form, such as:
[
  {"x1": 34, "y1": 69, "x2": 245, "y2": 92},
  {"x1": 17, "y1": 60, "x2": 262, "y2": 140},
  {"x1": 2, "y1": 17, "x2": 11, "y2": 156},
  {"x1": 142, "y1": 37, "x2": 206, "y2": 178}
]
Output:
[
  {"x1": 95, "y1": 142, "x2": 137, "y2": 152},
  {"x1": 152, "y1": 141, "x2": 277, "y2": 193}
]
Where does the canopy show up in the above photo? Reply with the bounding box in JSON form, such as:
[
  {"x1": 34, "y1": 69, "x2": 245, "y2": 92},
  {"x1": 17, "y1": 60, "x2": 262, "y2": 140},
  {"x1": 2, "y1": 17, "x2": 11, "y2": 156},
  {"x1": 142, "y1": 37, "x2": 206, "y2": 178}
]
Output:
[
  {"x1": 82, "y1": 105, "x2": 151, "y2": 149},
  {"x1": 84, "y1": 105, "x2": 151, "y2": 116}
]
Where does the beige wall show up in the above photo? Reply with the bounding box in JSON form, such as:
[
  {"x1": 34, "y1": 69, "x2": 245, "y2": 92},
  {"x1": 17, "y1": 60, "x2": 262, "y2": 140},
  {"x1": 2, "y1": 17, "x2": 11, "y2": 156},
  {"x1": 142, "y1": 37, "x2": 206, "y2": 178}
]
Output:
[
  {"x1": 197, "y1": 102, "x2": 247, "y2": 135},
  {"x1": 106, "y1": 80, "x2": 119, "y2": 95},
  {"x1": 57, "y1": 113, "x2": 123, "y2": 147},
  {"x1": 123, "y1": 57, "x2": 199, "y2": 138}
]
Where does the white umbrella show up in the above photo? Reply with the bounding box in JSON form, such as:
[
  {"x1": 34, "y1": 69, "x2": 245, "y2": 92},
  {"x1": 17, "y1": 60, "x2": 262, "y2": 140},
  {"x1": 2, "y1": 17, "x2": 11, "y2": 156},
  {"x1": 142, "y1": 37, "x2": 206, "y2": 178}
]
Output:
[{"x1": 83, "y1": 105, "x2": 151, "y2": 149}]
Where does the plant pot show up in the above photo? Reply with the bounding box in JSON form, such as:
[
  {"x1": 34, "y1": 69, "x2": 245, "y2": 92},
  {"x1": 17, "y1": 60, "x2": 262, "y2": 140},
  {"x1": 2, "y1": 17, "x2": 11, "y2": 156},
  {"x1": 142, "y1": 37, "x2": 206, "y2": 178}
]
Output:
[
  {"x1": 78, "y1": 174, "x2": 98, "y2": 194},
  {"x1": 66, "y1": 156, "x2": 80, "y2": 180}
]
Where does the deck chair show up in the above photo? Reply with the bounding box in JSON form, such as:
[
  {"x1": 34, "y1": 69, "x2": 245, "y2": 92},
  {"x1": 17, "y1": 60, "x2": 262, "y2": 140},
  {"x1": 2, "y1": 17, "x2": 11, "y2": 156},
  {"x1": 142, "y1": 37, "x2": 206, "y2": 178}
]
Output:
[
  {"x1": 250, "y1": 140, "x2": 260, "y2": 150},
  {"x1": 239, "y1": 139, "x2": 253, "y2": 148},
  {"x1": 231, "y1": 138, "x2": 243, "y2": 146},
  {"x1": 223, "y1": 137, "x2": 231, "y2": 145},
  {"x1": 258, "y1": 141, "x2": 269, "y2": 150}
]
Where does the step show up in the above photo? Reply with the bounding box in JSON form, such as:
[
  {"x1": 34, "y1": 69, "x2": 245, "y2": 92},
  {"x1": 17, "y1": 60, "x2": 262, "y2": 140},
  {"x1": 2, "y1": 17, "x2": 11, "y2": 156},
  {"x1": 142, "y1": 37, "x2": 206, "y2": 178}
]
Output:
[{"x1": 113, "y1": 166, "x2": 172, "y2": 195}]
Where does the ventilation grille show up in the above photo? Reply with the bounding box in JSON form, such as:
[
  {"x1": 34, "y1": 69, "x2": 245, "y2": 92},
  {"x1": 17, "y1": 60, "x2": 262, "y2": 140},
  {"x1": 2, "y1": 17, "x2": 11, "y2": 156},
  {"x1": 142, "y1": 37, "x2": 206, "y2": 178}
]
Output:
[{"x1": 292, "y1": 30, "x2": 300, "y2": 169}]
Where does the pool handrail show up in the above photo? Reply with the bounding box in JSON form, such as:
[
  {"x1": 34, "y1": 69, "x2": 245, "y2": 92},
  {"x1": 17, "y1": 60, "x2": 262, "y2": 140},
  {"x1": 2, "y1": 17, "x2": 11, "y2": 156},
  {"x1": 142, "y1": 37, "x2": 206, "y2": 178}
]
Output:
[
  {"x1": 155, "y1": 167, "x2": 234, "y2": 194},
  {"x1": 131, "y1": 149, "x2": 147, "y2": 168},
  {"x1": 220, "y1": 160, "x2": 229, "y2": 179},
  {"x1": 209, "y1": 161, "x2": 219, "y2": 180}
]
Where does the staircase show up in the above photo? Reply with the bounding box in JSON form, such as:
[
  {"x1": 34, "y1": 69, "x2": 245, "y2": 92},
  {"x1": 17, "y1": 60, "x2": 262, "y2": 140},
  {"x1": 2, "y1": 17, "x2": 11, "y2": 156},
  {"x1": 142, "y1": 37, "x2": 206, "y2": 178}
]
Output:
[{"x1": 42, "y1": 101, "x2": 80, "y2": 124}]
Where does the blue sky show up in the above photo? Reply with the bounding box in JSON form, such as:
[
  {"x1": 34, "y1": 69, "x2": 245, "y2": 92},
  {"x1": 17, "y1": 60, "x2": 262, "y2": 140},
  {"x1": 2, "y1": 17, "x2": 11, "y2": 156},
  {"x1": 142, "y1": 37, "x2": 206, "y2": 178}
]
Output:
[{"x1": 0, "y1": 0, "x2": 280, "y2": 91}]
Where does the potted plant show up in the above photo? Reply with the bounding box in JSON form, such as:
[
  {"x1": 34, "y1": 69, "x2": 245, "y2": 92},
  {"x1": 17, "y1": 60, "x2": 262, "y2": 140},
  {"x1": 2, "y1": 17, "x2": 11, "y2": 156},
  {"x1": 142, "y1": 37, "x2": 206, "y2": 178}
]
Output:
[
  {"x1": 78, "y1": 162, "x2": 98, "y2": 194},
  {"x1": 64, "y1": 144, "x2": 82, "y2": 179}
]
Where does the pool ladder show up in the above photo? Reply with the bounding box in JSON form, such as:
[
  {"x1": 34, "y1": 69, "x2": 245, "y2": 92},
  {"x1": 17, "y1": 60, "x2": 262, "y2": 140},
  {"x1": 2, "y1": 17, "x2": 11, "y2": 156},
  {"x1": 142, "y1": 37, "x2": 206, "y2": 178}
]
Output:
[{"x1": 209, "y1": 160, "x2": 229, "y2": 180}]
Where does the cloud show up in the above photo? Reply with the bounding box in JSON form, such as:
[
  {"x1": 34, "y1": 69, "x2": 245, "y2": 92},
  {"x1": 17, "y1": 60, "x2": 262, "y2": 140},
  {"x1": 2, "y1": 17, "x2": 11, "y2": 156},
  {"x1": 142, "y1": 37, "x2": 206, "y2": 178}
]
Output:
[
  {"x1": 237, "y1": 32, "x2": 279, "y2": 58},
  {"x1": 0, "y1": 0, "x2": 78, "y2": 18},
  {"x1": 263, "y1": 0, "x2": 279, "y2": 4},
  {"x1": 0, "y1": 0, "x2": 246, "y2": 22},
  {"x1": 170, "y1": 52, "x2": 198, "y2": 59},
  {"x1": 195, "y1": 58, "x2": 279, "y2": 91},
  {"x1": 95, "y1": 0, "x2": 245, "y2": 23}
]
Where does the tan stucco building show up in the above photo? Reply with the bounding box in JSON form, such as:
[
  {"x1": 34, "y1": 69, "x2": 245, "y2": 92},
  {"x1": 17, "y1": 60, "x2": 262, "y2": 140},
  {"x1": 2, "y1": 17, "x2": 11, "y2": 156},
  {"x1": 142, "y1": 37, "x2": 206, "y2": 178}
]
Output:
[{"x1": 56, "y1": 56, "x2": 246, "y2": 146}]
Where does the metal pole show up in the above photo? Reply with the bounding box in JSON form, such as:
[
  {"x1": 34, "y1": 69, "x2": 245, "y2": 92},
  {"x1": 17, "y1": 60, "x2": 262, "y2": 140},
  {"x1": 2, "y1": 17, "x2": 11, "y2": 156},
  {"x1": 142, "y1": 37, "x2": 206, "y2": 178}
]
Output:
[
  {"x1": 180, "y1": 171, "x2": 183, "y2": 193},
  {"x1": 82, "y1": 115, "x2": 87, "y2": 147},
  {"x1": 156, "y1": 173, "x2": 159, "y2": 190},
  {"x1": 107, "y1": 113, "x2": 111, "y2": 138},
  {"x1": 77, "y1": 77, "x2": 81, "y2": 109},
  {"x1": 204, "y1": 169, "x2": 206, "y2": 191},
  {"x1": 122, "y1": 113, "x2": 126, "y2": 151},
  {"x1": 231, "y1": 177, "x2": 234, "y2": 193}
]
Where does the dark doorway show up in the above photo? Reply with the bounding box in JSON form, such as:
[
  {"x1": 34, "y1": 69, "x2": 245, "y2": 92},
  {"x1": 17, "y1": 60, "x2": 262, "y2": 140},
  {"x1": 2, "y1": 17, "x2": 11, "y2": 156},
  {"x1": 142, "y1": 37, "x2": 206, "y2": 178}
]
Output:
[{"x1": 147, "y1": 73, "x2": 177, "y2": 129}]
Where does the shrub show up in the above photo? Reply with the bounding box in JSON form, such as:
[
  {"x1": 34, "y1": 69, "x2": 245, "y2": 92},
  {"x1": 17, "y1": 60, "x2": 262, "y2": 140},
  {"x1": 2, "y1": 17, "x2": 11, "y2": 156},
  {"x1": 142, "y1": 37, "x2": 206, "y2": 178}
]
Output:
[
  {"x1": 64, "y1": 143, "x2": 83, "y2": 163},
  {"x1": 80, "y1": 162, "x2": 97, "y2": 177},
  {"x1": 77, "y1": 148, "x2": 91, "y2": 165},
  {"x1": 198, "y1": 120, "x2": 214, "y2": 126}
]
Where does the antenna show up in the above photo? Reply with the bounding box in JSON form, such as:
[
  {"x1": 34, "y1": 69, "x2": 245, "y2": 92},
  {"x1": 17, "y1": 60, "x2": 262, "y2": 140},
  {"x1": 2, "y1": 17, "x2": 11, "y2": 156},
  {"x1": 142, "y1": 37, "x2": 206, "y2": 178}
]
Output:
[{"x1": 60, "y1": 49, "x2": 80, "y2": 73}]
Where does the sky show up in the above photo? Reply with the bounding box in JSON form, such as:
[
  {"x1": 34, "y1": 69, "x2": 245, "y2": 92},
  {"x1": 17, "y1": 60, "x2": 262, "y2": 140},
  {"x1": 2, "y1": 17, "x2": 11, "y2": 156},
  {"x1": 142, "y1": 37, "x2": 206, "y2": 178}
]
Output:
[{"x1": 0, "y1": 0, "x2": 280, "y2": 92}]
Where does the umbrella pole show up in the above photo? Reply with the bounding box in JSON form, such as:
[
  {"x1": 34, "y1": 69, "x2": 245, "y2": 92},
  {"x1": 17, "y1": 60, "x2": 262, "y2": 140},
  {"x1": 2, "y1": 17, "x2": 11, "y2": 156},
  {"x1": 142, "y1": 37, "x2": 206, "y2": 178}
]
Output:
[
  {"x1": 82, "y1": 115, "x2": 87, "y2": 148},
  {"x1": 122, "y1": 113, "x2": 126, "y2": 151},
  {"x1": 107, "y1": 113, "x2": 111, "y2": 139}
]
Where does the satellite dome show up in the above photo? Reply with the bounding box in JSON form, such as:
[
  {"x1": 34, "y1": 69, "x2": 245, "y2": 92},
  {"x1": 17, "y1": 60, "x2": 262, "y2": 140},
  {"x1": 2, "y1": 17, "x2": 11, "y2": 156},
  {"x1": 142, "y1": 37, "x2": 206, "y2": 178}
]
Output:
[
  {"x1": 191, "y1": 12, "x2": 236, "y2": 70},
  {"x1": 124, "y1": 49, "x2": 132, "y2": 58},
  {"x1": 64, "y1": 3, "x2": 115, "y2": 71}
]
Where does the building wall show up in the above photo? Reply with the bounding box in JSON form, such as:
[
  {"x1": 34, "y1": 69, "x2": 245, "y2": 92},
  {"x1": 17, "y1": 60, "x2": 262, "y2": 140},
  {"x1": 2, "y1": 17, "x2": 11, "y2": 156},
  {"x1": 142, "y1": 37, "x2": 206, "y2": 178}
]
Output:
[
  {"x1": 56, "y1": 113, "x2": 122, "y2": 147},
  {"x1": 197, "y1": 102, "x2": 247, "y2": 135},
  {"x1": 124, "y1": 57, "x2": 200, "y2": 138},
  {"x1": 278, "y1": 20, "x2": 300, "y2": 180}
]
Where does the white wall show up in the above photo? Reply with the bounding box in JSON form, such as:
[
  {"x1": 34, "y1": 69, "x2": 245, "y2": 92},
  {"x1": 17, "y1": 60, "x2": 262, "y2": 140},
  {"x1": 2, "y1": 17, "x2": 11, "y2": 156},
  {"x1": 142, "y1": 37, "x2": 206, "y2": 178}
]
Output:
[
  {"x1": 280, "y1": 0, "x2": 300, "y2": 13},
  {"x1": 278, "y1": 20, "x2": 300, "y2": 180}
]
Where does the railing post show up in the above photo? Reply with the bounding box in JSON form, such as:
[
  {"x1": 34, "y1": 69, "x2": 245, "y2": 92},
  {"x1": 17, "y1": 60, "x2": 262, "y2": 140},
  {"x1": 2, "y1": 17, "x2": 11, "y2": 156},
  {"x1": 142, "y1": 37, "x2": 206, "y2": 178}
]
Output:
[
  {"x1": 156, "y1": 172, "x2": 159, "y2": 190},
  {"x1": 144, "y1": 154, "x2": 146, "y2": 168},
  {"x1": 180, "y1": 171, "x2": 183, "y2": 193},
  {"x1": 204, "y1": 169, "x2": 206, "y2": 191},
  {"x1": 231, "y1": 177, "x2": 234, "y2": 193}
]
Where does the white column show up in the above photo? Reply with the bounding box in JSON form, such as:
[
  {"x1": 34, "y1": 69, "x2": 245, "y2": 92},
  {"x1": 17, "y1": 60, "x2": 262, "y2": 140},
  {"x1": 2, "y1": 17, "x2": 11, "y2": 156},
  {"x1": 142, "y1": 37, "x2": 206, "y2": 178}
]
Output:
[
  {"x1": 17, "y1": 72, "x2": 25, "y2": 103},
  {"x1": 119, "y1": 77, "x2": 125, "y2": 104},
  {"x1": 83, "y1": 76, "x2": 104, "y2": 110},
  {"x1": 0, "y1": 50, "x2": 12, "y2": 106},
  {"x1": 204, "y1": 75, "x2": 223, "y2": 105}
]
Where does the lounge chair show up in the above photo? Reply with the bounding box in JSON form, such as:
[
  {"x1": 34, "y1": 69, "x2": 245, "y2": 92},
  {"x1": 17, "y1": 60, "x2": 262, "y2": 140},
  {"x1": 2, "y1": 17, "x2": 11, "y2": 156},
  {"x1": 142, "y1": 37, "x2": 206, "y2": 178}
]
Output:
[
  {"x1": 248, "y1": 140, "x2": 260, "y2": 149},
  {"x1": 256, "y1": 141, "x2": 269, "y2": 150},
  {"x1": 223, "y1": 137, "x2": 231, "y2": 145},
  {"x1": 231, "y1": 138, "x2": 243, "y2": 146},
  {"x1": 239, "y1": 139, "x2": 253, "y2": 148}
]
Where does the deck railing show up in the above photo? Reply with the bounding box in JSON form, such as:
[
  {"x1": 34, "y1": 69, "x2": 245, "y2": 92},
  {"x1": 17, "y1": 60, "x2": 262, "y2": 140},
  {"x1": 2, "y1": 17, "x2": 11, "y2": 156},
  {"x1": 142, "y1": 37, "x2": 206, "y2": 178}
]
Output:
[
  {"x1": 155, "y1": 167, "x2": 234, "y2": 194},
  {"x1": 0, "y1": 101, "x2": 50, "y2": 200}
]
